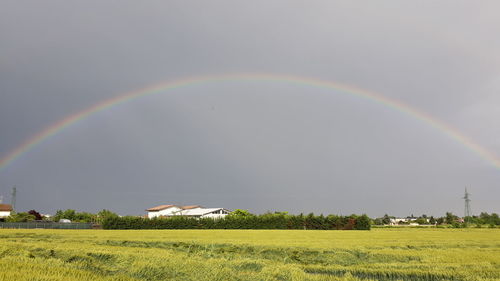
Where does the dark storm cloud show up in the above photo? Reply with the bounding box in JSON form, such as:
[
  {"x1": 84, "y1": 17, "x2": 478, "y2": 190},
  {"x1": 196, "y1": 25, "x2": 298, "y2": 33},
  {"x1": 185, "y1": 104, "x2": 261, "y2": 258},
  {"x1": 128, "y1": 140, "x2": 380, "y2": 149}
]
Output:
[{"x1": 1, "y1": 1, "x2": 499, "y2": 217}]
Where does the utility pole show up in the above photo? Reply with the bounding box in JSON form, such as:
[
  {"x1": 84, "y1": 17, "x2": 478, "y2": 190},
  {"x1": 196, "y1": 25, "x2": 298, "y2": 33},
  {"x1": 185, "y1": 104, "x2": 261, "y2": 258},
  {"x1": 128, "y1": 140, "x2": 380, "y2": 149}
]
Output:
[
  {"x1": 463, "y1": 187, "x2": 471, "y2": 223},
  {"x1": 11, "y1": 186, "x2": 16, "y2": 212}
]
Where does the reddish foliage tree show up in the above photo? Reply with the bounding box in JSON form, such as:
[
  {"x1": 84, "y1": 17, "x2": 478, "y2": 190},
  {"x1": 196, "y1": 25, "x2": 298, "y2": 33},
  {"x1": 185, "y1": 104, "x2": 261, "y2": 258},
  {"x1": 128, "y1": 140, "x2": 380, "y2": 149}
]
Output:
[{"x1": 28, "y1": 210, "x2": 42, "y2": 220}]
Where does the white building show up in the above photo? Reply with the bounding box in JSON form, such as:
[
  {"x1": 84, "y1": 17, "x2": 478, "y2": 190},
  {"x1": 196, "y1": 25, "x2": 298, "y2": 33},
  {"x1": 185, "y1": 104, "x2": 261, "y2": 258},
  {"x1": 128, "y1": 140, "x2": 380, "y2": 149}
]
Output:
[
  {"x1": 146, "y1": 204, "x2": 230, "y2": 219},
  {"x1": 177, "y1": 207, "x2": 230, "y2": 219},
  {"x1": 146, "y1": 205, "x2": 185, "y2": 218},
  {"x1": 0, "y1": 204, "x2": 13, "y2": 220},
  {"x1": 389, "y1": 217, "x2": 427, "y2": 226},
  {"x1": 389, "y1": 218, "x2": 408, "y2": 225}
]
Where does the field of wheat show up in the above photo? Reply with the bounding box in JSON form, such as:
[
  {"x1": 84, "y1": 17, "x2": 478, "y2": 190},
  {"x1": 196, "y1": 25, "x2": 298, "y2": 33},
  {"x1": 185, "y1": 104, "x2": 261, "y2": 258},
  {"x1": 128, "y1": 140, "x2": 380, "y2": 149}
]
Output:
[{"x1": 0, "y1": 228, "x2": 498, "y2": 281}]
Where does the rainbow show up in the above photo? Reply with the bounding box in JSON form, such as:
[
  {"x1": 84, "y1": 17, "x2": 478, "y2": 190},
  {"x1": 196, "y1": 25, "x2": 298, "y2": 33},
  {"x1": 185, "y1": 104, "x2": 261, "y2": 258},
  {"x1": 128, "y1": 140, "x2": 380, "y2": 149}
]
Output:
[{"x1": 1, "y1": 73, "x2": 499, "y2": 171}]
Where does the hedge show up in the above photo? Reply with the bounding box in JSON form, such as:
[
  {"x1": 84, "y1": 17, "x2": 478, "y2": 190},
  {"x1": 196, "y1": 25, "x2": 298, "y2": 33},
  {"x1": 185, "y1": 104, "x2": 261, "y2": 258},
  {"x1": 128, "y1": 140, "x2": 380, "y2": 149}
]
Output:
[{"x1": 102, "y1": 213, "x2": 371, "y2": 230}]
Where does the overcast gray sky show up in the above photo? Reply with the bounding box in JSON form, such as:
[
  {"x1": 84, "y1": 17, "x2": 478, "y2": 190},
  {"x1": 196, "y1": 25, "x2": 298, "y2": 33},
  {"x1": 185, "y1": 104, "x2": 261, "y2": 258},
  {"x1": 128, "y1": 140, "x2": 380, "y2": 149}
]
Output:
[{"x1": 1, "y1": 1, "x2": 499, "y2": 217}]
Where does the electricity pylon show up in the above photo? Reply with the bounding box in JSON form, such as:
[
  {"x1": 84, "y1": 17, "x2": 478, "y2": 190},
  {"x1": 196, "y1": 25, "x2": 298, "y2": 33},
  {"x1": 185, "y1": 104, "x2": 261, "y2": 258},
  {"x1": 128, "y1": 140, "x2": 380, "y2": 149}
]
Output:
[
  {"x1": 11, "y1": 186, "x2": 16, "y2": 212},
  {"x1": 463, "y1": 188, "x2": 471, "y2": 222}
]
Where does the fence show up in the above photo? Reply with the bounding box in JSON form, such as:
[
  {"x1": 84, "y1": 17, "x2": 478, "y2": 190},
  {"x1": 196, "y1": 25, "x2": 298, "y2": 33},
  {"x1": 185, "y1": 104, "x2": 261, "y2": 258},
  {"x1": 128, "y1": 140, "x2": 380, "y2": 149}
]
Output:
[{"x1": 0, "y1": 222, "x2": 93, "y2": 229}]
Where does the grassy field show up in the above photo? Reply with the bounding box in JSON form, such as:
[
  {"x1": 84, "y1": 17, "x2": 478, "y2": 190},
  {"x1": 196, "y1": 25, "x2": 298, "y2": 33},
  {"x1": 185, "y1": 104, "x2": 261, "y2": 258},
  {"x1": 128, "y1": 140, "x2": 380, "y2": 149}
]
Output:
[{"x1": 0, "y1": 228, "x2": 498, "y2": 281}]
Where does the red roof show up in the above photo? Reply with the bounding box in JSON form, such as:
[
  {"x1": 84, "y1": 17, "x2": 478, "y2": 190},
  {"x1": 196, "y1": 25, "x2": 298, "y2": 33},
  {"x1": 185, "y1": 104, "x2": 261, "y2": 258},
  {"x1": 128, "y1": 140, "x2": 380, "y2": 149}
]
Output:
[
  {"x1": 146, "y1": 204, "x2": 203, "y2": 212},
  {"x1": 181, "y1": 205, "x2": 201, "y2": 210},
  {"x1": 146, "y1": 204, "x2": 177, "y2": 212},
  {"x1": 0, "y1": 204, "x2": 13, "y2": 212}
]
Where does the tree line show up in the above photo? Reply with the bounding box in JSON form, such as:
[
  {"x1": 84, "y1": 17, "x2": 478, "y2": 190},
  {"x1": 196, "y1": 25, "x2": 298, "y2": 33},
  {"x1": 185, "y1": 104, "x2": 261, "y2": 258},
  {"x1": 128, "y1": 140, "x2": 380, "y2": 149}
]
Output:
[
  {"x1": 373, "y1": 212, "x2": 500, "y2": 227},
  {"x1": 5, "y1": 208, "x2": 499, "y2": 229},
  {"x1": 102, "y1": 211, "x2": 372, "y2": 230},
  {"x1": 5, "y1": 209, "x2": 118, "y2": 224},
  {"x1": 4, "y1": 209, "x2": 370, "y2": 230}
]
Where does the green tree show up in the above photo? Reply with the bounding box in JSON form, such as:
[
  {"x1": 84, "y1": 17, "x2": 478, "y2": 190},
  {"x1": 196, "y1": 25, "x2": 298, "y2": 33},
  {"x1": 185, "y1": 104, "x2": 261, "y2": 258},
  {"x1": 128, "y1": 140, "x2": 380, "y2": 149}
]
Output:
[
  {"x1": 229, "y1": 209, "x2": 253, "y2": 217},
  {"x1": 436, "y1": 217, "x2": 444, "y2": 225},
  {"x1": 429, "y1": 216, "x2": 436, "y2": 225},
  {"x1": 95, "y1": 209, "x2": 118, "y2": 224},
  {"x1": 479, "y1": 212, "x2": 490, "y2": 225},
  {"x1": 415, "y1": 217, "x2": 427, "y2": 225},
  {"x1": 382, "y1": 214, "x2": 391, "y2": 225},
  {"x1": 6, "y1": 212, "x2": 36, "y2": 222},
  {"x1": 355, "y1": 214, "x2": 371, "y2": 230},
  {"x1": 54, "y1": 209, "x2": 102, "y2": 222},
  {"x1": 73, "y1": 212, "x2": 94, "y2": 223},
  {"x1": 445, "y1": 212, "x2": 457, "y2": 224},
  {"x1": 53, "y1": 209, "x2": 83, "y2": 222},
  {"x1": 491, "y1": 213, "x2": 500, "y2": 225}
]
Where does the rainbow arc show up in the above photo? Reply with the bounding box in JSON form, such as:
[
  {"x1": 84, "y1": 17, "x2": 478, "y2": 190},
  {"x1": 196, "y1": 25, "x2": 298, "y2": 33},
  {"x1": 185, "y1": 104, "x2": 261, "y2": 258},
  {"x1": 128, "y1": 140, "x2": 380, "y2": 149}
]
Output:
[{"x1": 1, "y1": 73, "x2": 499, "y2": 171}]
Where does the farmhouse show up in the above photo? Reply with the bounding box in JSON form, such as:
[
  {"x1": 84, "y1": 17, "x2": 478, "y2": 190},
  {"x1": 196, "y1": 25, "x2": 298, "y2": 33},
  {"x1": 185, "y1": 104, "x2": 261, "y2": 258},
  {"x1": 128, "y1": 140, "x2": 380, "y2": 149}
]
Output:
[
  {"x1": 177, "y1": 207, "x2": 231, "y2": 219},
  {"x1": 0, "y1": 204, "x2": 13, "y2": 221},
  {"x1": 146, "y1": 204, "x2": 230, "y2": 219},
  {"x1": 146, "y1": 205, "x2": 184, "y2": 218}
]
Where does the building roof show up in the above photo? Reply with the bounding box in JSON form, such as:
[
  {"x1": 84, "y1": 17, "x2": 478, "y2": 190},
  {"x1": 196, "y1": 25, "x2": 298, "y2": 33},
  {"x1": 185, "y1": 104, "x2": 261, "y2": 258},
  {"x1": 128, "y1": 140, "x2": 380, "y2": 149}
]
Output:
[
  {"x1": 146, "y1": 204, "x2": 204, "y2": 212},
  {"x1": 146, "y1": 204, "x2": 178, "y2": 212},
  {"x1": 180, "y1": 208, "x2": 229, "y2": 216},
  {"x1": 181, "y1": 205, "x2": 201, "y2": 210},
  {"x1": 0, "y1": 204, "x2": 13, "y2": 212}
]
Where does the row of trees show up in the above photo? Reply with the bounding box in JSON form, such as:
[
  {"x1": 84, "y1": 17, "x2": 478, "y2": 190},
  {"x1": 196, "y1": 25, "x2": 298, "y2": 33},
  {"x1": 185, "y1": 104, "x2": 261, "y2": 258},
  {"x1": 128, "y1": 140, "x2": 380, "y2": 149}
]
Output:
[
  {"x1": 6, "y1": 208, "x2": 498, "y2": 228},
  {"x1": 465, "y1": 212, "x2": 500, "y2": 226},
  {"x1": 4, "y1": 210, "x2": 42, "y2": 223},
  {"x1": 4, "y1": 209, "x2": 370, "y2": 230},
  {"x1": 52, "y1": 209, "x2": 118, "y2": 224},
  {"x1": 373, "y1": 212, "x2": 500, "y2": 226},
  {"x1": 102, "y1": 211, "x2": 371, "y2": 230},
  {"x1": 5, "y1": 209, "x2": 118, "y2": 224}
]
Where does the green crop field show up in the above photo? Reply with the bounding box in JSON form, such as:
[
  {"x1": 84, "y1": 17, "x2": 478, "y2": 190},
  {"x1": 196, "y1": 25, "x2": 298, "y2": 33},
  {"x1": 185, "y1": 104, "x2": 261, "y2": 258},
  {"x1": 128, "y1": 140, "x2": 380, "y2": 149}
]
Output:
[{"x1": 0, "y1": 228, "x2": 498, "y2": 281}]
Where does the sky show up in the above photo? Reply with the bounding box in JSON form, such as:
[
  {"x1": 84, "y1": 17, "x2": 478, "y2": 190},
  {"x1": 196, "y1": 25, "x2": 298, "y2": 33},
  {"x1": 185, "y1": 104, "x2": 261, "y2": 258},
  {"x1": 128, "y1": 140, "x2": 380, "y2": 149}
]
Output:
[{"x1": 1, "y1": 1, "x2": 499, "y2": 217}]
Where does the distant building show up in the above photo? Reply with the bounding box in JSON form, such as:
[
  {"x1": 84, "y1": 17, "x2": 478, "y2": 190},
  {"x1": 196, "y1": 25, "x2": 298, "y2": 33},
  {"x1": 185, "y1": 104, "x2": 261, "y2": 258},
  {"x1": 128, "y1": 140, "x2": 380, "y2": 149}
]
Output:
[
  {"x1": 146, "y1": 204, "x2": 230, "y2": 219},
  {"x1": 145, "y1": 205, "x2": 194, "y2": 218},
  {"x1": 0, "y1": 204, "x2": 13, "y2": 221},
  {"x1": 389, "y1": 218, "x2": 408, "y2": 225},
  {"x1": 177, "y1": 207, "x2": 231, "y2": 219},
  {"x1": 389, "y1": 216, "x2": 429, "y2": 226}
]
